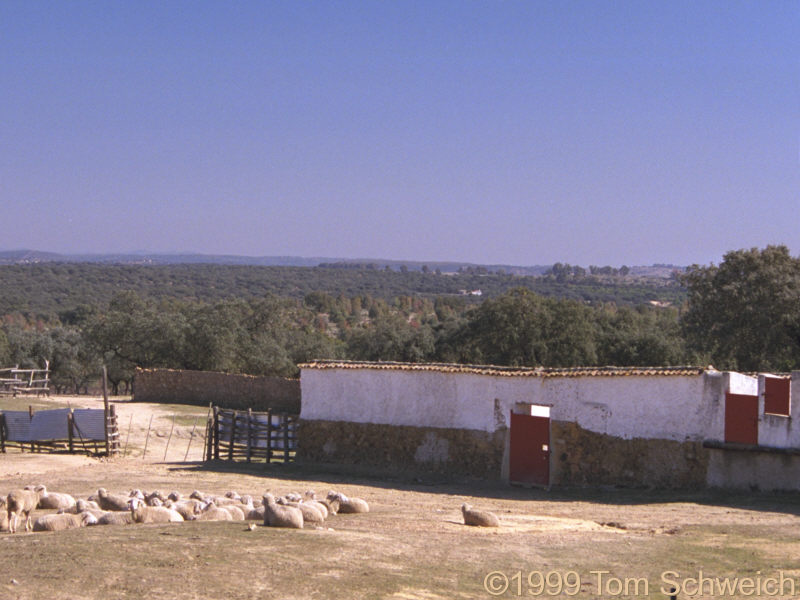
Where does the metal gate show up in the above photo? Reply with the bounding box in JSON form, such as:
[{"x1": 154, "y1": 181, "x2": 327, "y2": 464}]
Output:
[
  {"x1": 509, "y1": 412, "x2": 550, "y2": 486},
  {"x1": 724, "y1": 392, "x2": 758, "y2": 445}
]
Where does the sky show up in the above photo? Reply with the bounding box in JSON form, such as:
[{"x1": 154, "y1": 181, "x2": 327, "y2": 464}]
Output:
[{"x1": 1, "y1": 1, "x2": 797, "y2": 267}]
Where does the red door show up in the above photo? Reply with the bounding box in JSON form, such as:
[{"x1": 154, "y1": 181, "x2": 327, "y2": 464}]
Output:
[
  {"x1": 509, "y1": 412, "x2": 550, "y2": 486},
  {"x1": 725, "y1": 392, "x2": 758, "y2": 445}
]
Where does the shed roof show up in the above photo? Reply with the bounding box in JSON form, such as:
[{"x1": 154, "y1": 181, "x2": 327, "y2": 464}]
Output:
[{"x1": 299, "y1": 360, "x2": 712, "y2": 378}]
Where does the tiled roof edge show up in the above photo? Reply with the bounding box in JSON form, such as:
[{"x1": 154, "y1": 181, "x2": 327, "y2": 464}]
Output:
[{"x1": 298, "y1": 360, "x2": 713, "y2": 378}]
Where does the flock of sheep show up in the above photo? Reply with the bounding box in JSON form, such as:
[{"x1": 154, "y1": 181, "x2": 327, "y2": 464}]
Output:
[
  {"x1": 2, "y1": 484, "x2": 501, "y2": 535},
  {"x1": 1, "y1": 484, "x2": 371, "y2": 533}
]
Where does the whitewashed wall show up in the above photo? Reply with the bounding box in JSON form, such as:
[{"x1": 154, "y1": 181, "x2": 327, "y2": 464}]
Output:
[{"x1": 300, "y1": 367, "x2": 730, "y2": 442}]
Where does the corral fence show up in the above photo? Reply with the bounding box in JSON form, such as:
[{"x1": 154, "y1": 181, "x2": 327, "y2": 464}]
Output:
[
  {"x1": 205, "y1": 407, "x2": 298, "y2": 464},
  {"x1": 0, "y1": 362, "x2": 50, "y2": 397},
  {"x1": 0, "y1": 405, "x2": 120, "y2": 456}
]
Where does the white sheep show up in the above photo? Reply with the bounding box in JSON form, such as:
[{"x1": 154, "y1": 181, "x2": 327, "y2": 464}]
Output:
[
  {"x1": 164, "y1": 499, "x2": 202, "y2": 521},
  {"x1": 7, "y1": 487, "x2": 44, "y2": 533},
  {"x1": 195, "y1": 501, "x2": 233, "y2": 521},
  {"x1": 263, "y1": 493, "x2": 303, "y2": 529},
  {"x1": 97, "y1": 488, "x2": 131, "y2": 512},
  {"x1": 303, "y1": 491, "x2": 330, "y2": 519},
  {"x1": 0, "y1": 498, "x2": 8, "y2": 532},
  {"x1": 33, "y1": 512, "x2": 96, "y2": 532},
  {"x1": 30, "y1": 485, "x2": 76, "y2": 511},
  {"x1": 461, "y1": 503, "x2": 500, "y2": 527},
  {"x1": 327, "y1": 491, "x2": 369, "y2": 514},
  {"x1": 97, "y1": 511, "x2": 134, "y2": 526},
  {"x1": 220, "y1": 504, "x2": 246, "y2": 521},
  {"x1": 276, "y1": 497, "x2": 325, "y2": 524},
  {"x1": 129, "y1": 498, "x2": 183, "y2": 523}
]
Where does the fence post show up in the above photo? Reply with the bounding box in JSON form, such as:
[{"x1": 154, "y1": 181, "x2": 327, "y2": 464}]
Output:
[
  {"x1": 213, "y1": 406, "x2": 220, "y2": 461},
  {"x1": 283, "y1": 413, "x2": 290, "y2": 462},
  {"x1": 227, "y1": 411, "x2": 237, "y2": 461},
  {"x1": 265, "y1": 409, "x2": 273, "y2": 464},
  {"x1": 102, "y1": 365, "x2": 110, "y2": 456},
  {"x1": 0, "y1": 413, "x2": 6, "y2": 453},
  {"x1": 67, "y1": 410, "x2": 74, "y2": 453},
  {"x1": 246, "y1": 408, "x2": 252, "y2": 463}
]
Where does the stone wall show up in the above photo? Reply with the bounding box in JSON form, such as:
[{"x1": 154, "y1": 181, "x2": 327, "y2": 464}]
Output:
[
  {"x1": 550, "y1": 420, "x2": 710, "y2": 488},
  {"x1": 298, "y1": 419, "x2": 507, "y2": 479},
  {"x1": 133, "y1": 368, "x2": 300, "y2": 413}
]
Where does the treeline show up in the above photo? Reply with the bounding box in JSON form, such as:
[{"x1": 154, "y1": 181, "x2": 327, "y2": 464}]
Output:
[
  {"x1": 0, "y1": 288, "x2": 686, "y2": 395},
  {"x1": 0, "y1": 262, "x2": 685, "y2": 319},
  {"x1": 1, "y1": 245, "x2": 797, "y2": 394}
]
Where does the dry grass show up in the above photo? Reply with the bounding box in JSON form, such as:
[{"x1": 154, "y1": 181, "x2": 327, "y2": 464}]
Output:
[{"x1": 1, "y1": 396, "x2": 800, "y2": 599}]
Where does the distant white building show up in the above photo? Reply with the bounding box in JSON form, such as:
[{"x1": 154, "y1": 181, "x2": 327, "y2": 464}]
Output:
[{"x1": 299, "y1": 360, "x2": 799, "y2": 490}]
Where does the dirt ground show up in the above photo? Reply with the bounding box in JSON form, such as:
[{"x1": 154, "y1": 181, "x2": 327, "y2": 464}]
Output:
[{"x1": 2, "y1": 395, "x2": 800, "y2": 599}]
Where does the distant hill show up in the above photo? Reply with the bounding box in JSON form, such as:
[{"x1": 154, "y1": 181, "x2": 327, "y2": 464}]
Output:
[{"x1": 0, "y1": 249, "x2": 677, "y2": 279}]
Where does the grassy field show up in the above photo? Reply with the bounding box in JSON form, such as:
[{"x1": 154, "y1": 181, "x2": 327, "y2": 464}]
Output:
[{"x1": 1, "y1": 456, "x2": 800, "y2": 600}]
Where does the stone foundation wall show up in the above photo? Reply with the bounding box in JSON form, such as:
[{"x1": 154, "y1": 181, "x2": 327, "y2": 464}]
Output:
[
  {"x1": 133, "y1": 368, "x2": 300, "y2": 412},
  {"x1": 298, "y1": 419, "x2": 507, "y2": 479},
  {"x1": 550, "y1": 420, "x2": 710, "y2": 488}
]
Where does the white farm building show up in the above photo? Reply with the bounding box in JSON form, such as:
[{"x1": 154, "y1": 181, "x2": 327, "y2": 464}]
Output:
[{"x1": 298, "y1": 360, "x2": 800, "y2": 490}]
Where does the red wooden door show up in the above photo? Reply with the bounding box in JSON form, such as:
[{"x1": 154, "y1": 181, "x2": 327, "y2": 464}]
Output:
[
  {"x1": 509, "y1": 412, "x2": 550, "y2": 486},
  {"x1": 725, "y1": 392, "x2": 758, "y2": 445}
]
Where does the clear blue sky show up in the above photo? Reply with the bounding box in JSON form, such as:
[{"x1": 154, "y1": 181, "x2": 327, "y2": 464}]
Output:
[{"x1": 1, "y1": 1, "x2": 797, "y2": 267}]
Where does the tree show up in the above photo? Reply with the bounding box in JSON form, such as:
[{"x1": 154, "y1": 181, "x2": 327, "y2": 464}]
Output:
[
  {"x1": 681, "y1": 245, "x2": 800, "y2": 371},
  {"x1": 452, "y1": 288, "x2": 597, "y2": 367}
]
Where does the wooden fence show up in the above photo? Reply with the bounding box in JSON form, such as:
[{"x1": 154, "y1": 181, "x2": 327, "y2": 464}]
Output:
[
  {"x1": 0, "y1": 405, "x2": 120, "y2": 456},
  {"x1": 0, "y1": 362, "x2": 50, "y2": 396},
  {"x1": 205, "y1": 407, "x2": 297, "y2": 464}
]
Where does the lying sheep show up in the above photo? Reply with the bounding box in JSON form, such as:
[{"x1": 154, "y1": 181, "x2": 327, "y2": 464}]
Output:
[
  {"x1": 0, "y1": 498, "x2": 8, "y2": 532},
  {"x1": 327, "y1": 491, "x2": 369, "y2": 514},
  {"x1": 31, "y1": 485, "x2": 76, "y2": 511},
  {"x1": 129, "y1": 498, "x2": 183, "y2": 524},
  {"x1": 195, "y1": 501, "x2": 233, "y2": 521},
  {"x1": 276, "y1": 497, "x2": 325, "y2": 524},
  {"x1": 303, "y1": 491, "x2": 330, "y2": 519},
  {"x1": 263, "y1": 493, "x2": 303, "y2": 529},
  {"x1": 461, "y1": 503, "x2": 500, "y2": 527},
  {"x1": 220, "y1": 504, "x2": 246, "y2": 521},
  {"x1": 97, "y1": 488, "x2": 131, "y2": 512},
  {"x1": 7, "y1": 487, "x2": 44, "y2": 533},
  {"x1": 33, "y1": 512, "x2": 96, "y2": 532},
  {"x1": 76, "y1": 499, "x2": 101, "y2": 513},
  {"x1": 164, "y1": 499, "x2": 202, "y2": 521},
  {"x1": 97, "y1": 511, "x2": 134, "y2": 526}
]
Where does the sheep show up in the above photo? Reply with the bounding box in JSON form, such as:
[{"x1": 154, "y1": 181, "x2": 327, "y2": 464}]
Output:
[
  {"x1": 33, "y1": 512, "x2": 96, "y2": 532},
  {"x1": 144, "y1": 491, "x2": 166, "y2": 506},
  {"x1": 327, "y1": 491, "x2": 369, "y2": 514},
  {"x1": 0, "y1": 498, "x2": 8, "y2": 532},
  {"x1": 276, "y1": 497, "x2": 325, "y2": 524},
  {"x1": 97, "y1": 511, "x2": 134, "y2": 526},
  {"x1": 263, "y1": 493, "x2": 303, "y2": 529},
  {"x1": 167, "y1": 491, "x2": 182, "y2": 502},
  {"x1": 195, "y1": 501, "x2": 233, "y2": 521},
  {"x1": 129, "y1": 498, "x2": 184, "y2": 524},
  {"x1": 240, "y1": 494, "x2": 262, "y2": 508},
  {"x1": 76, "y1": 499, "x2": 101, "y2": 513},
  {"x1": 164, "y1": 499, "x2": 202, "y2": 521},
  {"x1": 31, "y1": 485, "x2": 77, "y2": 511},
  {"x1": 461, "y1": 503, "x2": 500, "y2": 527},
  {"x1": 239, "y1": 496, "x2": 264, "y2": 520},
  {"x1": 303, "y1": 491, "x2": 330, "y2": 519},
  {"x1": 97, "y1": 488, "x2": 131, "y2": 512},
  {"x1": 7, "y1": 487, "x2": 44, "y2": 533},
  {"x1": 219, "y1": 504, "x2": 246, "y2": 521}
]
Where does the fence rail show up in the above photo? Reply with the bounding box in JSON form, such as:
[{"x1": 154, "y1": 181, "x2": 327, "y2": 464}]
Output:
[
  {"x1": 0, "y1": 363, "x2": 50, "y2": 396},
  {"x1": 206, "y1": 407, "x2": 297, "y2": 464}
]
